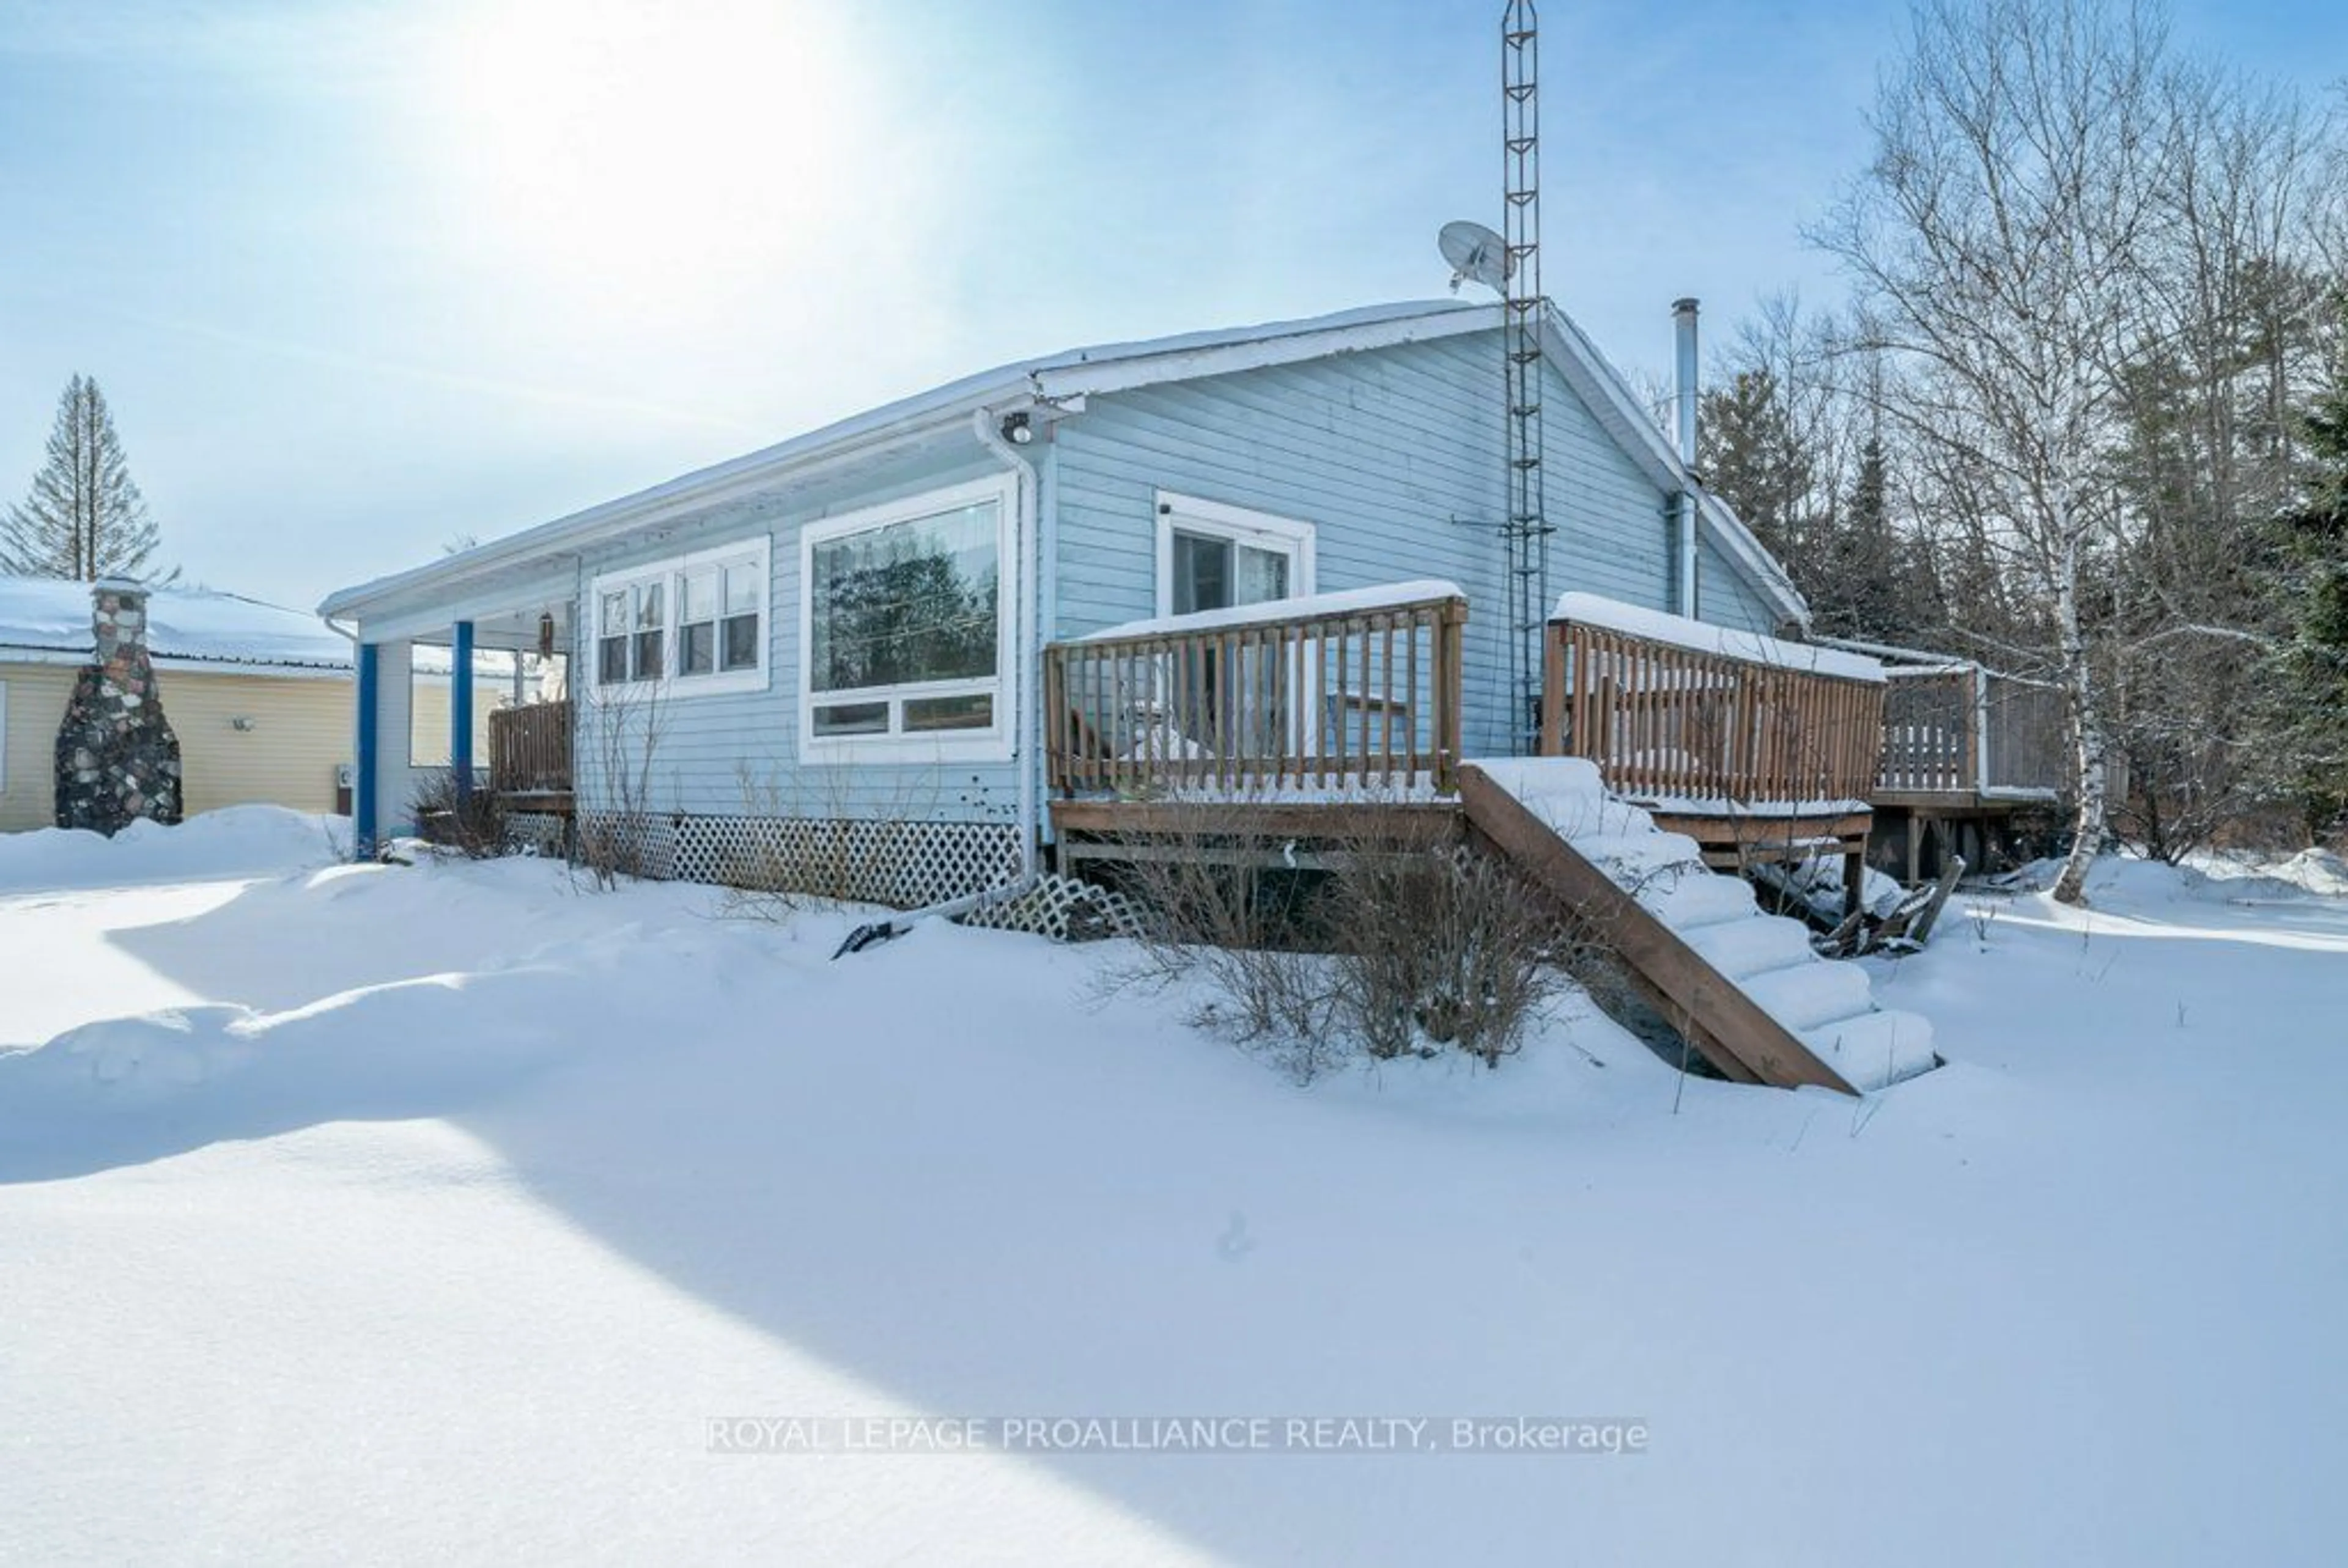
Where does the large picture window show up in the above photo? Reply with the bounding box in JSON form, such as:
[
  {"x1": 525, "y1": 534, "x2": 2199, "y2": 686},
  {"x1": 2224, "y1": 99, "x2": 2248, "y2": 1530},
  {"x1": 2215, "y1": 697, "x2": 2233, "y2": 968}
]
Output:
[
  {"x1": 588, "y1": 537, "x2": 769, "y2": 701},
  {"x1": 800, "y1": 476, "x2": 1014, "y2": 758}
]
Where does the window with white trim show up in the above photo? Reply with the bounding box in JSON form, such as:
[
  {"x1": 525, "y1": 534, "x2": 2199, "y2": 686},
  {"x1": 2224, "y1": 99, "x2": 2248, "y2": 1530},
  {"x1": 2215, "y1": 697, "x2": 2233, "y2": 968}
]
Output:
[
  {"x1": 589, "y1": 537, "x2": 770, "y2": 699},
  {"x1": 1153, "y1": 492, "x2": 1316, "y2": 617},
  {"x1": 800, "y1": 476, "x2": 1014, "y2": 759}
]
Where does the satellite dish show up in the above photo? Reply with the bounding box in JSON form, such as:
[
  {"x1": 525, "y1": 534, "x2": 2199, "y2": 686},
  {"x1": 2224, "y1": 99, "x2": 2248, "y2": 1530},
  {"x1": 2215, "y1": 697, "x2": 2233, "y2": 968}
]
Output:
[{"x1": 1439, "y1": 220, "x2": 1511, "y2": 293}]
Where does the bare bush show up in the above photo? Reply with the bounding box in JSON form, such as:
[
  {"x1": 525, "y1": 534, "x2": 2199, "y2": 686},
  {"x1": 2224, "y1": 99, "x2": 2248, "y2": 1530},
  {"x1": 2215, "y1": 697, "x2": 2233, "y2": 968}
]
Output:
[
  {"x1": 574, "y1": 682, "x2": 668, "y2": 889},
  {"x1": 407, "y1": 770, "x2": 508, "y2": 860},
  {"x1": 1093, "y1": 821, "x2": 1345, "y2": 1081},
  {"x1": 1094, "y1": 806, "x2": 1586, "y2": 1079},
  {"x1": 1332, "y1": 845, "x2": 1575, "y2": 1067}
]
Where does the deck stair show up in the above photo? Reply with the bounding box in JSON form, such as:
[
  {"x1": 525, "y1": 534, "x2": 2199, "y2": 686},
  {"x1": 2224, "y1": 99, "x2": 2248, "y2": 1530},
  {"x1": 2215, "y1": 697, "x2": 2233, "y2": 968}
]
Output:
[{"x1": 1459, "y1": 759, "x2": 1937, "y2": 1095}]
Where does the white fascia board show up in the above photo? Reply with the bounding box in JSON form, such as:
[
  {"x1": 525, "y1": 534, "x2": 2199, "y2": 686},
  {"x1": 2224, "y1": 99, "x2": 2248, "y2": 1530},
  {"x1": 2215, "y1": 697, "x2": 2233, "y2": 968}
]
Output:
[
  {"x1": 347, "y1": 569, "x2": 588, "y2": 647},
  {"x1": 1030, "y1": 303, "x2": 1495, "y2": 400},
  {"x1": 152, "y1": 658, "x2": 355, "y2": 680},
  {"x1": 1695, "y1": 491, "x2": 1809, "y2": 625},
  {"x1": 320, "y1": 405, "x2": 999, "y2": 624}
]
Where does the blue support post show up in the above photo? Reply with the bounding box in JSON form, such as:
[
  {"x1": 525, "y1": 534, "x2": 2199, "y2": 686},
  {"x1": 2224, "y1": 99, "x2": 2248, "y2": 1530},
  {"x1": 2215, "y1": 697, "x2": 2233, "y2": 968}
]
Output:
[
  {"x1": 451, "y1": 620, "x2": 475, "y2": 801},
  {"x1": 354, "y1": 642, "x2": 379, "y2": 858}
]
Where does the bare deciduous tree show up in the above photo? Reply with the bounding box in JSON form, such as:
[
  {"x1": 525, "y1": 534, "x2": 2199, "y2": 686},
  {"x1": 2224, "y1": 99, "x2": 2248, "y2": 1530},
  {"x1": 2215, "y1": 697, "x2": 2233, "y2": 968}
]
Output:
[{"x1": 1813, "y1": 0, "x2": 2184, "y2": 903}]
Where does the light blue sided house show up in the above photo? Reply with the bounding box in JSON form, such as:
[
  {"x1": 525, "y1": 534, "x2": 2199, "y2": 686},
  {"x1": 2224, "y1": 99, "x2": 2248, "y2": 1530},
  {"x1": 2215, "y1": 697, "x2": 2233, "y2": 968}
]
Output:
[{"x1": 320, "y1": 297, "x2": 1815, "y2": 910}]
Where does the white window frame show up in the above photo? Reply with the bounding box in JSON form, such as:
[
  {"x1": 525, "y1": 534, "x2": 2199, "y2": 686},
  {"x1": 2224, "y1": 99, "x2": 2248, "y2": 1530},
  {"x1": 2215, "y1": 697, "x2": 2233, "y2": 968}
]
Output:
[
  {"x1": 0, "y1": 679, "x2": 9, "y2": 794},
  {"x1": 586, "y1": 536, "x2": 772, "y2": 704},
  {"x1": 798, "y1": 474, "x2": 1018, "y2": 764},
  {"x1": 1153, "y1": 491, "x2": 1318, "y2": 617}
]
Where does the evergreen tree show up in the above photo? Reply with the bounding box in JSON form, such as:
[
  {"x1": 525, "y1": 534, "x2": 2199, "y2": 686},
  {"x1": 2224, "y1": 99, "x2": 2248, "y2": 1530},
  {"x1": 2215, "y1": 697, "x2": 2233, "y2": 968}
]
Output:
[
  {"x1": 1, "y1": 375, "x2": 168, "y2": 581},
  {"x1": 1697, "y1": 369, "x2": 1816, "y2": 562},
  {"x1": 2268, "y1": 290, "x2": 2348, "y2": 828},
  {"x1": 1807, "y1": 435, "x2": 1915, "y2": 642}
]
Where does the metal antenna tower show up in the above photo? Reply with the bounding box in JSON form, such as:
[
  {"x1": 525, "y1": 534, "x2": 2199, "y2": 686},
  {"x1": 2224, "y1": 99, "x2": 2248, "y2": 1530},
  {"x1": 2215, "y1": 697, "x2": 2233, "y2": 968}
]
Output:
[{"x1": 1500, "y1": 0, "x2": 1551, "y2": 754}]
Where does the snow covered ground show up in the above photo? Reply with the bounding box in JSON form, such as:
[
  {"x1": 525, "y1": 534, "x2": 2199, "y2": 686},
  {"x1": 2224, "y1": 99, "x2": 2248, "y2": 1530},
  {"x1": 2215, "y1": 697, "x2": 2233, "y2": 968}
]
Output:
[{"x1": 3, "y1": 812, "x2": 2345, "y2": 1565}]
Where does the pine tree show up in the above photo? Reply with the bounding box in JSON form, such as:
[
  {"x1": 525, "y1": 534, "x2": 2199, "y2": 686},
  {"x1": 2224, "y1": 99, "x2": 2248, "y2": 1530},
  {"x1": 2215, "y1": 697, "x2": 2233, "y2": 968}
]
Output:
[
  {"x1": 1697, "y1": 369, "x2": 1817, "y2": 562},
  {"x1": 1, "y1": 375, "x2": 168, "y2": 581},
  {"x1": 2269, "y1": 290, "x2": 2348, "y2": 828},
  {"x1": 1809, "y1": 435, "x2": 1914, "y2": 642}
]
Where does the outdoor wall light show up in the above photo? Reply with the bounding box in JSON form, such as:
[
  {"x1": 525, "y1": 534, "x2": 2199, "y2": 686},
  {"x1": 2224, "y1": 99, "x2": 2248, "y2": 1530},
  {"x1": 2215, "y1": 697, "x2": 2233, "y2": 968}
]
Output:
[
  {"x1": 1000, "y1": 410, "x2": 1034, "y2": 445},
  {"x1": 230, "y1": 716, "x2": 257, "y2": 732}
]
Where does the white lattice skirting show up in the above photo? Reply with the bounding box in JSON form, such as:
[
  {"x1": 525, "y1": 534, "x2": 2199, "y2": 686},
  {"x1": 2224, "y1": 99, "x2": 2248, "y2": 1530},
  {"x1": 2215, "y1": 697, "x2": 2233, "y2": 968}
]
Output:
[
  {"x1": 577, "y1": 811, "x2": 1022, "y2": 909},
  {"x1": 959, "y1": 873, "x2": 1148, "y2": 942},
  {"x1": 503, "y1": 812, "x2": 570, "y2": 860}
]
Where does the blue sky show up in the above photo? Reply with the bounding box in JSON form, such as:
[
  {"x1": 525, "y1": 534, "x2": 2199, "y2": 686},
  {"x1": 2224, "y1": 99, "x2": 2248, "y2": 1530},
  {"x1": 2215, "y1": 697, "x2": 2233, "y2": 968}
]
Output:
[{"x1": 0, "y1": 0, "x2": 2339, "y2": 611}]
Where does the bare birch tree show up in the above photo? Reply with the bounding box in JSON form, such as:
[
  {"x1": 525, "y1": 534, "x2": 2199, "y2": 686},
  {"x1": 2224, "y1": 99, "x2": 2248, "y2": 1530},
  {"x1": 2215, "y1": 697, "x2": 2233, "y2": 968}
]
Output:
[{"x1": 1812, "y1": 0, "x2": 2182, "y2": 903}]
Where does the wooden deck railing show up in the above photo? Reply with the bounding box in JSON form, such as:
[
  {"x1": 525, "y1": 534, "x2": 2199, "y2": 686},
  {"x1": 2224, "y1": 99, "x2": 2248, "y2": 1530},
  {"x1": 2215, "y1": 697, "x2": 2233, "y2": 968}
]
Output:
[
  {"x1": 1879, "y1": 666, "x2": 2066, "y2": 798},
  {"x1": 1982, "y1": 672, "x2": 2067, "y2": 792},
  {"x1": 1046, "y1": 590, "x2": 1469, "y2": 796},
  {"x1": 487, "y1": 700, "x2": 572, "y2": 795},
  {"x1": 1880, "y1": 669, "x2": 1974, "y2": 794},
  {"x1": 1541, "y1": 617, "x2": 1886, "y2": 807}
]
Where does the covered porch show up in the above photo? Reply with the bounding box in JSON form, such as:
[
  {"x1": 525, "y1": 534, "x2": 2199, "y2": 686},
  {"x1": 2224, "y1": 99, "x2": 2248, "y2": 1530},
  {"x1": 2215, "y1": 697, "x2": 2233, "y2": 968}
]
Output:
[{"x1": 347, "y1": 587, "x2": 573, "y2": 852}]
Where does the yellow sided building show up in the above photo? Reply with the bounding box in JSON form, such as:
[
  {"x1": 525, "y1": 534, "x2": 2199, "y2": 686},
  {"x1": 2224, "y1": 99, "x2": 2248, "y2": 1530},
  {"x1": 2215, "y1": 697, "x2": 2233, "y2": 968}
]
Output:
[{"x1": 1, "y1": 578, "x2": 522, "y2": 832}]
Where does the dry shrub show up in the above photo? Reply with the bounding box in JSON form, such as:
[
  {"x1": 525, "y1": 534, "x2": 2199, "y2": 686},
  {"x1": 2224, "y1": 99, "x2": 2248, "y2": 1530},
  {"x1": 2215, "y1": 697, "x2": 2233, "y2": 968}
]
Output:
[
  {"x1": 1333, "y1": 845, "x2": 1576, "y2": 1067},
  {"x1": 408, "y1": 770, "x2": 508, "y2": 859},
  {"x1": 1095, "y1": 828, "x2": 1345, "y2": 1081},
  {"x1": 574, "y1": 683, "x2": 667, "y2": 889},
  {"x1": 1096, "y1": 808, "x2": 1589, "y2": 1079}
]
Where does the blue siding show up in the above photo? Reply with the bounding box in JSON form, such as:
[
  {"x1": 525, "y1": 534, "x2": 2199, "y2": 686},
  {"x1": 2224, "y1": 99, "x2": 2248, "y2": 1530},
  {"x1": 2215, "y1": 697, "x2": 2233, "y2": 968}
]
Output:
[
  {"x1": 570, "y1": 442, "x2": 1030, "y2": 822},
  {"x1": 1696, "y1": 534, "x2": 1779, "y2": 633},
  {"x1": 545, "y1": 324, "x2": 1793, "y2": 824},
  {"x1": 1050, "y1": 330, "x2": 1685, "y2": 757}
]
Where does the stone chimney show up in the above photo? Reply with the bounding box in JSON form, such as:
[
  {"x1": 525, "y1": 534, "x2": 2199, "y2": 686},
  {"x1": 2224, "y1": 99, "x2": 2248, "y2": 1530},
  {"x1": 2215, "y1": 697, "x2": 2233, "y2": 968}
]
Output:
[{"x1": 54, "y1": 579, "x2": 182, "y2": 834}]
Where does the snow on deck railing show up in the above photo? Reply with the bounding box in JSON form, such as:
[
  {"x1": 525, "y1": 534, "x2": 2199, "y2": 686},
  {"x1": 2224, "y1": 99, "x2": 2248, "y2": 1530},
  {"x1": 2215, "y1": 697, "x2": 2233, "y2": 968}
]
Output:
[
  {"x1": 1545, "y1": 592, "x2": 1888, "y2": 809},
  {"x1": 1552, "y1": 592, "x2": 1886, "y2": 683},
  {"x1": 1047, "y1": 583, "x2": 1468, "y2": 795},
  {"x1": 1074, "y1": 579, "x2": 1466, "y2": 644}
]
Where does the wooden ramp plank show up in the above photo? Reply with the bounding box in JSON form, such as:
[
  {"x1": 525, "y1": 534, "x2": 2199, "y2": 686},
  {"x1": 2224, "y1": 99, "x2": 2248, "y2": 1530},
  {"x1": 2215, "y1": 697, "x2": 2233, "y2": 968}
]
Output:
[{"x1": 1457, "y1": 765, "x2": 1860, "y2": 1097}]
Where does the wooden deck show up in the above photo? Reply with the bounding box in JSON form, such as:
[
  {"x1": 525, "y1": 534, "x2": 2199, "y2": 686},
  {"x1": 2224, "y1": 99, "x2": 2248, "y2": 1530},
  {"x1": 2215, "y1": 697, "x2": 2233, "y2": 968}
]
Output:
[
  {"x1": 1050, "y1": 797, "x2": 1465, "y2": 874},
  {"x1": 1035, "y1": 591, "x2": 1959, "y2": 1095},
  {"x1": 1045, "y1": 590, "x2": 1895, "y2": 905},
  {"x1": 1877, "y1": 664, "x2": 2066, "y2": 804},
  {"x1": 1537, "y1": 612, "x2": 1882, "y2": 900},
  {"x1": 1874, "y1": 664, "x2": 2066, "y2": 877},
  {"x1": 1045, "y1": 590, "x2": 1469, "y2": 799},
  {"x1": 487, "y1": 701, "x2": 574, "y2": 813},
  {"x1": 1541, "y1": 614, "x2": 1886, "y2": 814}
]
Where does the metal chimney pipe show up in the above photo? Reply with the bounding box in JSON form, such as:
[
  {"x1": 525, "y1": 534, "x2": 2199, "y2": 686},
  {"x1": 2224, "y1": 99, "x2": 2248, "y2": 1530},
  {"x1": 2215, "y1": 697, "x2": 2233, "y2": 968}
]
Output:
[
  {"x1": 1671, "y1": 298, "x2": 1700, "y2": 616},
  {"x1": 1672, "y1": 296, "x2": 1700, "y2": 467}
]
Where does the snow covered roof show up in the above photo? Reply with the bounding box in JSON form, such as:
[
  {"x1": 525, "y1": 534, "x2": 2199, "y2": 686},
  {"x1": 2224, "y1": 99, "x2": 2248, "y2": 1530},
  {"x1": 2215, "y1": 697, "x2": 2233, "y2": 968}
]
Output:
[
  {"x1": 322, "y1": 298, "x2": 1806, "y2": 628},
  {"x1": 0, "y1": 576, "x2": 351, "y2": 674}
]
